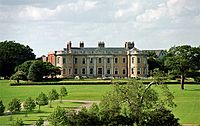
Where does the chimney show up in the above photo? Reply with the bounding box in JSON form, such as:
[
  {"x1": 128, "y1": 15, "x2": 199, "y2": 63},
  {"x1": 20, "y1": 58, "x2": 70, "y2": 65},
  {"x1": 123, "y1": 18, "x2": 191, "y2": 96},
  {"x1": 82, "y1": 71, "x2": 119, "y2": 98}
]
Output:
[
  {"x1": 98, "y1": 42, "x2": 105, "y2": 48},
  {"x1": 79, "y1": 41, "x2": 84, "y2": 48},
  {"x1": 125, "y1": 41, "x2": 134, "y2": 49},
  {"x1": 67, "y1": 41, "x2": 72, "y2": 50}
]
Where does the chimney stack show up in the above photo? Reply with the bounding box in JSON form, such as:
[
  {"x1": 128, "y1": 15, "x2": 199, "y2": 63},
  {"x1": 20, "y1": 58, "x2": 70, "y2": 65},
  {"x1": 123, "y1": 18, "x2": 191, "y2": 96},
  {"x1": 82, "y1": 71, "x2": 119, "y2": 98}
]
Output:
[
  {"x1": 98, "y1": 42, "x2": 105, "y2": 48},
  {"x1": 67, "y1": 41, "x2": 72, "y2": 50},
  {"x1": 79, "y1": 41, "x2": 84, "y2": 48}
]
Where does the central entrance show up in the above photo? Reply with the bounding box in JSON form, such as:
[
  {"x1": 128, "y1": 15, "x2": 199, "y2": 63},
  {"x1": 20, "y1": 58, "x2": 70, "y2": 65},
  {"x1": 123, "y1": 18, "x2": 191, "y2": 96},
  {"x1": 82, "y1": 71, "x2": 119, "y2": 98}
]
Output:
[{"x1": 97, "y1": 67, "x2": 103, "y2": 77}]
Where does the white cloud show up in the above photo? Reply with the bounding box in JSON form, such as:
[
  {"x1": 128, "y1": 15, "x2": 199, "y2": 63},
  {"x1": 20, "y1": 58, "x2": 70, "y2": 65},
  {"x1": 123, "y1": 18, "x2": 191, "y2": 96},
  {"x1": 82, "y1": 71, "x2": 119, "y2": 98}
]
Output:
[
  {"x1": 115, "y1": 1, "x2": 142, "y2": 18},
  {"x1": 136, "y1": 3, "x2": 166, "y2": 23},
  {"x1": 18, "y1": 0, "x2": 97, "y2": 21}
]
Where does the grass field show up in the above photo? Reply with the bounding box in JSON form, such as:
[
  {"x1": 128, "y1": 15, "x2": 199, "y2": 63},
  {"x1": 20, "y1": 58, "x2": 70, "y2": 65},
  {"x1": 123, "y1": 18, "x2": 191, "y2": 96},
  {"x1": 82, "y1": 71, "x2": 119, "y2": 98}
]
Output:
[{"x1": 0, "y1": 80, "x2": 200, "y2": 125}]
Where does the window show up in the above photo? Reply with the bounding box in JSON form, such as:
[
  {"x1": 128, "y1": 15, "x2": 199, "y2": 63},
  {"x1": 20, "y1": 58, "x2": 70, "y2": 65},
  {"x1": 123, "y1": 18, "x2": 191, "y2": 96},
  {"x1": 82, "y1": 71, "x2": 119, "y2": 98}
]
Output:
[
  {"x1": 107, "y1": 58, "x2": 110, "y2": 63},
  {"x1": 132, "y1": 57, "x2": 134, "y2": 63},
  {"x1": 114, "y1": 68, "x2": 118, "y2": 75},
  {"x1": 74, "y1": 58, "x2": 78, "y2": 64},
  {"x1": 63, "y1": 58, "x2": 66, "y2": 64},
  {"x1": 82, "y1": 58, "x2": 86, "y2": 64},
  {"x1": 82, "y1": 68, "x2": 86, "y2": 75},
  {"x1": 90, "y1": 68, "x2": 93, "y2": 74},
  {"x1": 74, "y1": 68, "x2": 78, "y2": 74},
  {"x1": 99, "y1": 58, "x2": 102, "y2": 63},
  {"x1": 90, "y1": 58, "x2": 93, "y2": 63},
  {"x1": 114, "y1": 57, "x2": 118, "y2": 64},
  {"x1": 63, "y1": 68, "x2": 65, "y2": 74},
  {"x1": 69, "y1": 69, "x2": 71, "y2": 74},
  {"x1": 98, "y1": 68, "x2": 102, "y2": 75},
  {"x1": 122, "y1": 57, "x2": 126, "y2": 63},
  {"x1": 107, "y1": 68, "x2": 111, "y2": 74},
  {"x1": 57, "y1": 57, "x2": 60, "y2": 64},
  {"x1": 137, "y1": 57, "x2": 141, "y2": 63},
  {"x1": 123, "y1": 68, "x2": 126, "y2": 75},
  {"x1": 132, "y1": 68, "x2": 134, "y2": 74},
  {"x1": 137, "y1": 68, "x2": 140, "y2": 75}
]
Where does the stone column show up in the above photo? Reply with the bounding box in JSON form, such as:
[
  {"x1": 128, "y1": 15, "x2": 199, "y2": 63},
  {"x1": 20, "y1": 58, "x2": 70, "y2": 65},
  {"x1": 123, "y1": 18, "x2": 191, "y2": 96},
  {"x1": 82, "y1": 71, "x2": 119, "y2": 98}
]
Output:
[
  {"x1": 86, "y1": 57, "x2": 90, "y2": 76},
  {"x1": 103, "y1": 57, "x2": 107, "y2": 77},
  {"x1": 111, "y1": 56, "x2": 114, "y2": 76},
  {"x1": 93, "y1": 57, "x2": 97, "y2": 76}
]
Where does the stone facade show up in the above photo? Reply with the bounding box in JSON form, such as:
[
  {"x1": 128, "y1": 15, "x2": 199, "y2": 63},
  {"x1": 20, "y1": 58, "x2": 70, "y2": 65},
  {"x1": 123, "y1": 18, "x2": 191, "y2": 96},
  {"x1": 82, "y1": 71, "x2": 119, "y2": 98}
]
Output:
[{"x1": 45, "y1": 41, "x2": 148, "y2": 78}]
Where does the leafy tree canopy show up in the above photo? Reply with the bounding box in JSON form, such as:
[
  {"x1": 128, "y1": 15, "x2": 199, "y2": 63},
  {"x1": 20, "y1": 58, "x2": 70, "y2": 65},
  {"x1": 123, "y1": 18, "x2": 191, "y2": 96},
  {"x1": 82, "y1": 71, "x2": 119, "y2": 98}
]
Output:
[
  {"x1": 23, "y1": 97, "x2": 36, "y2": 112},
  {"x1": 35, "y1": 92, "x2": 48, "y2": 111},
  {"x1": 8, "y1": 98, "x2": 21, "y2": 113},
  {"x1": 0, "y1": 41, "x2": 35, "y2": 78},
  {"x1": 165, "y1": 45, "x2": 200, "y2": 89}
]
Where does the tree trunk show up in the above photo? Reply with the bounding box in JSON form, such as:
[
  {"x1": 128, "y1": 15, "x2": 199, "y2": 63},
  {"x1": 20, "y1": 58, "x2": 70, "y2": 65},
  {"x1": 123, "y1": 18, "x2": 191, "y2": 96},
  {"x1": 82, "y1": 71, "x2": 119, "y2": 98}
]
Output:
[{"x1": 181, "y1": 74, "x2": 185, "y2": 90}]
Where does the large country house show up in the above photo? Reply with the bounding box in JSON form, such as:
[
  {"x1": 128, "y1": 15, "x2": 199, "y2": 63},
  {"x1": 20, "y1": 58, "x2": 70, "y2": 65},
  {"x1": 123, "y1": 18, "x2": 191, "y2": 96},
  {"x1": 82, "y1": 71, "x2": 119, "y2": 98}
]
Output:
[{"x1": 42, "y1": 41, "x2": 149, "y2": 78}]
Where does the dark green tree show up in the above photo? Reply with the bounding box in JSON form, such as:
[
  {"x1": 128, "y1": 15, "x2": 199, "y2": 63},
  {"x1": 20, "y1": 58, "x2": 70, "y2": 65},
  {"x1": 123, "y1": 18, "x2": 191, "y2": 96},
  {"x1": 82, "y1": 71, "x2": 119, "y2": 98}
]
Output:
[
  {"x1": 27, "y1": 60, "x2": 61, "y2": 81},
  {"x1": 35, "y1": 92, "x2": 48, "y2": 112},
  {"x1": 0, "y1": 100, "x2": 5, "y2": 116},
  {"x1": 165, "y1": 45, "x2": 200, "y2": 89},
  {"x1": 35, "y1": 117, "x2": 44, "y2": 126},
  {"x1": 28, "y1": 60, "x2": 46, "y2": 82},
  {"x1": 11, "y1": 118, "x2": 24, "y2": 126},
  {"x1": 48, "y1": 89, "x2": 59, "y2": 108},
  {"x1": 10, "y1": 71, "x2": 27, "y2": 83},
  {"x1": 23, "y1": 97, "x2": 36, "y2": 116},
  {"x1": 0, "y1": 41, "x2": 35, "y2": 78},
  {"x1": 15, "y1": 60, "x2": 35, "y2": 76},
  {"x1": 60, "y1": 86, "x2": 68, "y2": 103},
  {"x1": 8, "y1": 98, "x2": 21, "y2": 113}
]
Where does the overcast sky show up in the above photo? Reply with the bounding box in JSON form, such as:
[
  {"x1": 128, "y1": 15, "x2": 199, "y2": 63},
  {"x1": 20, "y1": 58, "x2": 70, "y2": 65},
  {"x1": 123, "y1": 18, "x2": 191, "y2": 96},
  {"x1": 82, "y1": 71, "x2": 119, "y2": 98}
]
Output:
[{"x1": 0, "y1": 0, "x2": 199, "y2": 57}]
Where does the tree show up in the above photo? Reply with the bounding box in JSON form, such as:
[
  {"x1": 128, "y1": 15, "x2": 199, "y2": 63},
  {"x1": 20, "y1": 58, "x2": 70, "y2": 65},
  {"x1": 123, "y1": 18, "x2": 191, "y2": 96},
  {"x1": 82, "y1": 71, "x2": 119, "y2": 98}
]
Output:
[
  {"x1": 0, "y1": 41, "x2": 35, "y2": 78},
  {"x1": 35, "y1": 117, "x2": 44, "y2": 126},
  {"x1": 23, "y1": 97, "x2": 36, "y2": 116},
  {"x1": 98, "y1": 80, "x2": 178, "y2": 126},
  {"x1": 15, "y1": 60, "x2": 35, "y2": 76},
  {"x1": 28, "y1": 60, "x2": 46, "y2": 82},
  {"x1": 48, "y1": 89, "x2": 59, "y2": 108},
  {"x1": 35, "y1": 92, "x2": 48, "y2": 112},
  {"x1": 60, "y1": 86, "x2": 68, "y2": 103},
  {"x1": 11, "y1": 118, "x2": 24, "y2": 126},
  {"x1": 8, "y1": 98, "x2": 21, "y2": 113},
  {"x1": 27, "y1": 60, "x2": 61, "y2": 82},
  {"x1": 165, "y1": 45, "x2": 200, "y2": 89},
  {"x1": 48, "y1": 106, "x2": 69, "y2": 126},
  {"x1": 0, "y1": 100, "x2": 5, "y2": 116},
  {"x1": 140, "y1": 107, "x2": 179, "y2": 126},
  {"x1": 10, "y1": 71, "x2": 27, "y2": 83}
]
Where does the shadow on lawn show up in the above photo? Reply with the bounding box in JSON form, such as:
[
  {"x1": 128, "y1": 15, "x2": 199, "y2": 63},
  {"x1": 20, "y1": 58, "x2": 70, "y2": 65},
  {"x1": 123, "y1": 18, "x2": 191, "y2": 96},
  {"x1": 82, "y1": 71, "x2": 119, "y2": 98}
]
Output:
[{"x1": 185, "y1": 88, "x2": 200, "y2": 91}]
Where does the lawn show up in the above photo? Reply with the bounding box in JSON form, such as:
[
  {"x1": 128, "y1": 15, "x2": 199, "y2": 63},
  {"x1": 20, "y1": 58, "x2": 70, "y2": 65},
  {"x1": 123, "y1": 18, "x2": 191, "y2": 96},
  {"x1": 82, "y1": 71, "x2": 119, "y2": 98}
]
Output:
[{"x1": 0, "y1": 80, "x2": 200, "y2": 125}]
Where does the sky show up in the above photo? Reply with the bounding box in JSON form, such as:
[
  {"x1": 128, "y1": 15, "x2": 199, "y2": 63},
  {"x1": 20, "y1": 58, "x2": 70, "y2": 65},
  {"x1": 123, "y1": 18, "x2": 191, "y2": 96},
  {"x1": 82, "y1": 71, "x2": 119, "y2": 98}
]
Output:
[{"x1": 0, "y1": 0, "x2": 200, "y2": 57}]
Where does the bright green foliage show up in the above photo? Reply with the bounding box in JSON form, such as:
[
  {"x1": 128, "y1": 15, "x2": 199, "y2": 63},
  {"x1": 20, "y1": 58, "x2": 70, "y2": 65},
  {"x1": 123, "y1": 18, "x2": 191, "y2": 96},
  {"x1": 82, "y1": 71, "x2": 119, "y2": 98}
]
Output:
[
  {"x1": 48, "y1": 106, "x2": 68, "y2": 126},
  {"x1": 48, "y1": 89, "x2": 59, "y2": 107},
  {"x1": 98, "y1": 80, "x2": 178, "y2": 126},
  {"x1": 35, "y1": 117, "x2": 44, "y2": 126},
  {"x1": 23, "y1": 97, "x2": 36, "y2": 112},
  {"x1": 10, "y1": 71, "x2": 27, "y2": 83},
  {"x1": 35, "y1": 92, "x2": 48, "y2": 111},
  {"x1": 8, "y1": 98, "x2": 21, "y2": 113},
  {"x1": 11, "y1": 118, "x2": 24, "y2": 126},
  {"x1": 0, "y1": 41, "x2": 35, "y2": 78},
  {"x1": 60, "y1": 86, "x2": 68, "y2": 103},
  {"x1": 165, "y1": 45, "x2": 200, "y2": 89},
  {"x1": 0, "y1": 100, "x2": 5, "y2": 116}
]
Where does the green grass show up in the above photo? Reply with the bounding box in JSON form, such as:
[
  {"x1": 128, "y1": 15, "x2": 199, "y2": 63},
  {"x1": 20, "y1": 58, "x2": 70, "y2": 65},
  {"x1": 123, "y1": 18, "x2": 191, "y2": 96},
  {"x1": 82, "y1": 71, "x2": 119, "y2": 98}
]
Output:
[{"x1": 0, "y1": 80, "x2": 200, "y2": 125}]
